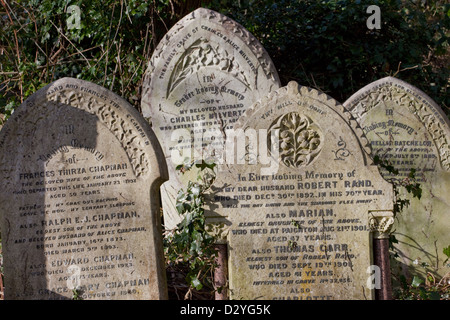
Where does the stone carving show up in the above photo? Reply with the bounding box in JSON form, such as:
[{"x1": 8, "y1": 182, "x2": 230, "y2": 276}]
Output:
[
  {"x1": 141, "y1": 7, "x2": 281, "y2": 230},
  {"x1": 333, "y1": 137, "x2": 351, "y2": 161},
  {"x1": 168, "y1": 38, "x2": 251, "y2": 97},
  {"x1": 13, "y1": 87, "x2": 150, "y2": 178},
  {"x1": 142, "y1": 8, "x2": 280, "y2": 108},
  {"x1": 347, "y1": 78, "x2": 449, "y2": 172},
  {"x1": 0, "y1": 78, "x2": 168, "y2": 300},
  {"x1": 368, "y1": 212, "x2": 395, "y2": 239},
  {"x1": 344, "y1": 76, "x2": 450, "y2": 280},
  {"x1": 268, "y1": 112, "x2": 322, "y2": 168},
  {"x1": 206, "y1": 81, "x2": 394, "y2": 300}
]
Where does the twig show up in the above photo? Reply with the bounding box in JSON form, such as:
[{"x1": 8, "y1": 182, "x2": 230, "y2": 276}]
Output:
[
  {"x1": 49, "y1": 20, "x2": 91, "y2": 67},
  {"x1": 143, "y1": 22, "x2": 150, "y2": 59},
  {"x1": 123, "y1": 0, "x2": 132, "y2": 24},
  {"x1": 115, "y1": 40, "x2": 124, "y2": 94},
  {"x1": 0, "y1": 72, "x2": 20, "y2": 75},
  {"x1": 103, "y1": 2, "x2": 117, "y2": 85},
  {"x1": 65, "y1": 45, "x2": 101, "y2": 59},
  {"x1": 102, "y1": 0, "x2": 124, "y2": 86},
  {"x1": 184, "y1": 287, "x2": 192, "y2": 300},
  {"x1": 310, "y1": 72, "x2": 320, "y2": 91},
  {"x1": 50, "y1": 46, "x2": 64, "y2": 63},
  {"x1": 110, "y1": 61, "x2": 118, "y2": 91},
  {"x1": 168, "y1": 0, "x2": 175, "y2": 19},
  {"x1": 1, "y1": 0, "x2": 23, "y2": 101},
  {"x1": 393, "y1": 61, "x2": 419, "y2": 77},
  {"x1": 153, "y1": 0, "x2": 169, "y2": 32},
  {"x1": 35, "y1": 58, "x2": 93, "y2": 69}
]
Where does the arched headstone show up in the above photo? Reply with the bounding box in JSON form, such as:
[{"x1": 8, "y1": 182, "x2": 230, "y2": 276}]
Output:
[
  {"x1": 344, "y1": 76, "x2": 450, "y2": 281},
  {"x1": 207, "y1": 82, "x2": 394, "y2": 300},
  {"x1": 0, "y1": 78, "x2": 168, "y2": 299},
  {"x1": 141, "y1": 8, "x2": 281, "y2": 230}
]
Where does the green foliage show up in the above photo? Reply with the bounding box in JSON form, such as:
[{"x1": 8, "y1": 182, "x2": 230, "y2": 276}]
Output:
[
  {"x1": 395, "y1": 270, "x2": 449, "y2": 300},
  {"x1": 164, "y1": 160, "x2": 218, "y2": 298},
  {"x1": 71, "y1": 287, "x2": 83, "y2": 300},
  {"x1": 210, "y1": 0, "x2": 450, "y2": 113},
  {"x1": 0, "y1": 0, "x2": 177, "y2": 122},
  {"x1": 2, "y1": 0, "x2": 448, "y2": 121},
  {"x1": 373, "y1": 155, "x2": 422, "y2": 217},
  {"x1": 444, "y1": 245, "x2": 450, "y2": 263}
]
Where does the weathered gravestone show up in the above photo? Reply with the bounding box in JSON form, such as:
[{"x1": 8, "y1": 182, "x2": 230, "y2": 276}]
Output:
[
  {"x1": 344, "y1": 76, "x2": 450, "y2": 280},
  {"x1": 206, "y1": 82, "x2": 394, "y2": 300},
  {"x1": 141, "y1": 7, "x2": 281, "y2": 230},
  {"x1": 0, "y1": 78, "x2": 168, "y2": 299}
]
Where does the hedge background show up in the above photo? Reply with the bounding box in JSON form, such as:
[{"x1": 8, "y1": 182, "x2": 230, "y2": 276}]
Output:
[{"x1": 1, "y1": 0, "x2": 449, "y2": 122}]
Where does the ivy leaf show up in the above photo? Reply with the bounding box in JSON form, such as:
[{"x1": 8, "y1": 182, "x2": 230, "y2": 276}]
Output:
[
  {"x1": 428, "y1": 291, "x2": 441, "y2": 300},
  {"x1": 411, "y1": 276, "x2": 423, "y2": 288},
  {"x1": 405, "y1": 183, "x2": 422, "y2": 199},
  {"x1": 191, "y1": 184, "x2": 201, "y2": 196},
  {"x1": 443, "y1": 245, "x2": 450, "y2": 264},
  {"x1": 195, "y1": 161, "x2": 216, "y2": 171},
  {"x1": 176, "y1": 201, "x2": 185, "y2": 215},
  {"x1": 418, "y1": 287, "x2": 428, "y2": 299},
  {"x1": 443, "y1": 245, "x2": 450, "y2": 258},
  {"x1": 374, "y1": 155, "x2": 380, "y2": 164},
  {"x1": 190, "y1": 230, "x2": 204, "y2": 255},
  {"x1": 187, "y1": 273, "x2": 203, "y2": 291},
  {"x1": 408, "y1": 168, "x2": 416, "y2": 179}
]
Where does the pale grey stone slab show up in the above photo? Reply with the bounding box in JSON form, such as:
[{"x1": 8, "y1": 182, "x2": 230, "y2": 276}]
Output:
[
  {"x1": 141, "y1": 8, "x2": 281, "y2": 230},
  {"x1": 207, "y1": 82, "x2": 394, "y2": 300},
  {"x1": 0, "y1": 78, "x2": 168, "y2": 300},
  {"x1": 344, "y1": 76, "x2": 450, "y2": 280}
]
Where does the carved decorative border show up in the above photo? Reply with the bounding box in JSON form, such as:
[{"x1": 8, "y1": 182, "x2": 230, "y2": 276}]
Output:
[
  {"x1": 233, "y1": 81, "x2": 373, "y2": 164},
  {"x1": 48, "y1": 90, "x2": 149, "y2": 177},
  {"x1": 344, "y1": 77, "x2": 450, "y2": 171},
  {"x1": 1, "y1": 79, "x2": 150, "y2": 178},
  {"x1": 368, "y1": 211, "x2": 394, "y2": 239},
  {"x1": 141, "y1": 7, "x2": 280, "y2": 115}
]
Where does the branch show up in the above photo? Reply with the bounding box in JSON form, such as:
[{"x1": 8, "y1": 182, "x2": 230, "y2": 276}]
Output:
[{"x1": 49, "y1": 20, "x2": 91, "y2": 67}]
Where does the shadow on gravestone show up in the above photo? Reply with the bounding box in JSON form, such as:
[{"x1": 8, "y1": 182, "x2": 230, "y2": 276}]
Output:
[
  {"x1": 0, "y1": 78, "x2": 168, "y2": 300},
  {"x1": 205, "y1": 81, "x2": 395, "y2": 300},
  {"x1": 343, "y1": 76, "x2": 450, "y2": 284},
  {"x1": 141, "y1": 7, "x2": 281, "y2": 231}
]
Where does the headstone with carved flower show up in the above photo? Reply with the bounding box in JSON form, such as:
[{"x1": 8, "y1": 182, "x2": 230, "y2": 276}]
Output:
[{"x1": 206, "y1": 82, "x2": 394, "y2": 299}]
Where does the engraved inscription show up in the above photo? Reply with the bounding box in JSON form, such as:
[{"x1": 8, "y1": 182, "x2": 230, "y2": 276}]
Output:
[
  {"x1": 11, "y1": 154, "x2": 145, "y2": 299},
  {"x1": 0, "y1": 78, "x2": 167, "y2": 300}
]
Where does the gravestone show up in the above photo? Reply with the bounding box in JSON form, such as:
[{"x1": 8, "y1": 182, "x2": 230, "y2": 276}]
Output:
[
  {"x1": 141, "y1": 7, "x2": 281, "y2": 230},
  {"x1": 344, "y1": 77, "x2": 450, "y2": 280},
  {"x1": 0, "y1": 78, "x2": 168, "y2": 300},
  {"x1": 206, "y1": 82, "x2": 394, "y2": 300}
]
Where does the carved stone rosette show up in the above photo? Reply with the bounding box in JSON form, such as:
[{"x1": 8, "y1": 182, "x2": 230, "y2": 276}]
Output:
[{"x1": 368, "y1": 211, "x2": 395, "y2": 239}]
